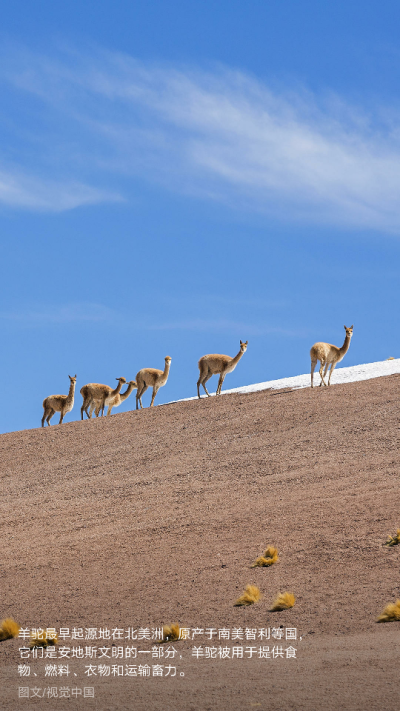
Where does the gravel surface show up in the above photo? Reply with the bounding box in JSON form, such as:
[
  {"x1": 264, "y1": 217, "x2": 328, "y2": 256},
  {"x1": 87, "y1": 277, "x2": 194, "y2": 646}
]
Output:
[{"x1": 1, "y1": 374, "x2": 400, "y2": 710}]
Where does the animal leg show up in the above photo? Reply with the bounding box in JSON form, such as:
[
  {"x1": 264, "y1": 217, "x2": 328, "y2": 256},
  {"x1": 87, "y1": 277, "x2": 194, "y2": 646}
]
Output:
[
  {"x1": 59, "y1": 410, "x2": 65, "y2": 424},
  {"x1": 197, "y1": 363, "x2": 211, "y2": 398},
  {"x1": 310, "y1": 359, "x2": 317, "y2": 388},
  {"x1": 202, "y1": 384, "x2": 211, "y2": 397},
  {"x1": 328, "y1": 362, "x2": 337, "y2": 386},
  {"x1": 137, "y1": 383, "x2": 148, "y2": 409},
  {"x1": 98, "y1": 393, "x2": 107, "y2": 417},
  {"x1": 46, "y1": 409, "x2": 55, "y2": 425},
  {"x1": 41, "y1": 408, "x2": 48, "y2": 427},
  {"x1": 202, "y1": 372, "x2": 213, "y2": 397},
  {"x1": 136, "y1": 382, "x2": 143, "y2": 409},
  {"x1": 81, "y1": 396, "x2": 91, "y2": 420},
  {"x1": 96, "y1": 400, "x2": 103, "y2": 417},
  {"x1": 106, "y1": 405, "x2": 113, "y2": 417},
  {"x1": 150, "y1": 386, "x2": 159, "y2": 407},
  {"x1": 216, "y1": 373, "x2": 225, "y2": 395},
  {"x1": 319, "y1": 361, "x2": 327, "y2": 386}
]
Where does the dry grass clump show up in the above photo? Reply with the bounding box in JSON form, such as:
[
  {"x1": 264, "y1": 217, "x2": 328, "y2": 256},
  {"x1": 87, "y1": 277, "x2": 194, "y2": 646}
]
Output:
[
  {"x1": 270, "y1": 592, "x2": 296, "y2": 611},
  {"x1": 384, "y1": 529, "x2": 400, "y2": 547},
  {"x1": 157, "y1": 624, "x2": 182, "y2": 643},
  {"x1": 251, "y1": 545, "x2": 279, "y2": 568},
  {"x1": 30, "y1": 631, "x2": 58, "y2": 648},
  {"x1": 376, "y1": 599, "x2": 400, "y2": 623},
  {"x1": 234, "y1": 585, "x2": 262, "y2": 606},
  {"x1": 0, "y1": 618, "x2": 20, "y2": 641}
]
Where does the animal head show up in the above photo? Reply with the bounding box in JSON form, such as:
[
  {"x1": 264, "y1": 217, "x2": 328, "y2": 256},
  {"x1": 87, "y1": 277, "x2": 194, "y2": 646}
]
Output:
[
  {"x1": 165, "y1": 356, "x2": 172, "y2": 364},
  {"x1": 240, "y1": 340, "x2": 248, "y2": 352},
  {"x1": 128, "y1": 380, "x2": 138, "y2": 388},
  {"x1": 116, "y1": 377, "x2": 127, "y2": 384},
  {"x1": 68, "y1": 374, "x2": 77, "y2": 383},
  {"x1": 344, "y1": 325, "x2": 353, "y2": 337}
]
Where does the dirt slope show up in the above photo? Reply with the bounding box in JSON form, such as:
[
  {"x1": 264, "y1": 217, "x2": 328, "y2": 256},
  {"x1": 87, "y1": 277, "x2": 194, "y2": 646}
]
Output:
[{"x1": 1, "y1": 375, "x2": 400, "y2": 711}]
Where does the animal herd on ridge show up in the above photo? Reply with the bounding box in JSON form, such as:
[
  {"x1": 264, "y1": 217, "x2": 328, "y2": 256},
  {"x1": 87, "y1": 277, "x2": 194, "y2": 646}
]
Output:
[{"x1": 41, "y1": 326, "x2": 353, "y2": 427}]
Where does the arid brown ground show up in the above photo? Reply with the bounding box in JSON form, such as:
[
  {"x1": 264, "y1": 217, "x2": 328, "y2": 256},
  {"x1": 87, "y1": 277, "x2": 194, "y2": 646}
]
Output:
[{"x1": 1, "y1": 374, "x2": 400, "y2": 710}]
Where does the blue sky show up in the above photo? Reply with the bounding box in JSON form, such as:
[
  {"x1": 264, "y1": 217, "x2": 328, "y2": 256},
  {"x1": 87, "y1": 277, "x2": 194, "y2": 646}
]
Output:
[{"x1": 1, "y1": 0, "x2": 399, "y2": 433}]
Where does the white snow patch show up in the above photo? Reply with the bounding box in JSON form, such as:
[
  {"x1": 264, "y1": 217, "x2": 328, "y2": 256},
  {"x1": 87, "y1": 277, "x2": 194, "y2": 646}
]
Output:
[{"x1": 172, "y1": 358, "x2": 400, "y2": 403}]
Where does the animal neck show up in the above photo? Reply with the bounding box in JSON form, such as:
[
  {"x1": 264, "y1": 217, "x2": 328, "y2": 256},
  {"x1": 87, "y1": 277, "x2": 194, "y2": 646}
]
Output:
[
  {"x1": 120, "y1": 382, "x2": 137, "y2": 402},
  {"x1": 66, "y1": 380, "x2": 76, "y2": 404},
  {"x1": 231, "y1": 348, "x2": 245, "y2": 367},
  {"x1": 162, "y1": 362, "x2": 171, "y2": 379},
  {"x1": 339, "y1": 334, "x2": 352, "y2": 357},
  {"x1": 111, "y1": 380, "x2": 124, "y2": 397}
]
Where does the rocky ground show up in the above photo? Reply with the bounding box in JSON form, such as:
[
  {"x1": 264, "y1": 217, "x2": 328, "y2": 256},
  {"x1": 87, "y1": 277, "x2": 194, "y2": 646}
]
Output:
[{"x1": 1, "y1": 374, "x2": 399, "y2": 711}]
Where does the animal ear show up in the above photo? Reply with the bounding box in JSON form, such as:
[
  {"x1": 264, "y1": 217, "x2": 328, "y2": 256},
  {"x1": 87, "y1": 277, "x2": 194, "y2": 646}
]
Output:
[
  {"x1": 350, "y1": 325, "x2": 353, "y2": 329},
  {"x1": 245, "y1": 340, "x2": 248, "y2": 345},
  {"x1": 344, "y1": 325, "x2": 347, "y2": 329},
  {"x1": 240, "y1": 340, "x2": 243, "y2": 345}
]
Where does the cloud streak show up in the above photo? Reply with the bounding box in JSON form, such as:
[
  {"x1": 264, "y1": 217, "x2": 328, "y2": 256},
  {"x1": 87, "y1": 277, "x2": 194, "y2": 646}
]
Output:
[
  {"x1": 0, "y1": 301, "x2": 302, "y2": 337},
  {"x1": 0, "y1": 302, "x2": 121, "y2": 324},
  {"x1": 0, "y1": 167, "x2": 120, "y2": 211},
  {"x1": 1, "y1": 44, "x2": 400, "y2": 229},
  {"x1": 145, "y1": 318, "x2": 302, "y2": 337}
]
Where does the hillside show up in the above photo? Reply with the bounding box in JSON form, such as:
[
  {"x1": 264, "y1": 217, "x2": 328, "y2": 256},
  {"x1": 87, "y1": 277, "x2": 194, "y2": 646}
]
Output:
[{"x1": 1, "y1": 373, "x2": 400, "y2": 711}]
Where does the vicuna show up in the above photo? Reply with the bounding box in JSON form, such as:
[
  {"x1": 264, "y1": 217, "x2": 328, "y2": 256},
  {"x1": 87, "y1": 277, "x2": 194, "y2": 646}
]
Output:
[
  {"x1": 197, "y1": 340, "x2": 248, "y2": 398},
  {"x1": 136, "y1": 356, "x2": 172, "y2": 409},
  {"x1": 42, "y1": 375, "x2": 77, "y2": 427},
  {"x1": 310, "y1": 325, "x2": 353, "y2": 387}
]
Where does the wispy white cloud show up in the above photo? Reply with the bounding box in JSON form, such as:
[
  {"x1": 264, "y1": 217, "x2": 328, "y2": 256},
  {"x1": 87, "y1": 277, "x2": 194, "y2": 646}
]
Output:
[
  {"x1": 145, "y1": 318, "x2": 303, "y2": 337},
  {"x1": 0, "y1": 303, "x2": 301, "y2": 337},
  {"x1": 0, "y1": 167, "x2": 121, "y2": 211},
  {"x1": 162, "y1": 293, "x2": 289, "y2": 310},
  {"x1": 0, "y1": 302, "x2": 121, "y2": 324},
  {"x1": 2, "y1": 43, "x2": 400, "y2": 229}
]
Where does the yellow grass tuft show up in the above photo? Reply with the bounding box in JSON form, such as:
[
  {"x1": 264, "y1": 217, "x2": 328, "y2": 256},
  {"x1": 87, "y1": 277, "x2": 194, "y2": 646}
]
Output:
[
  {"x1": 377, "y1": 599, "x2": 400, "y2": 623},
  {"x1": 384, "y1": 529, "x2": 400, "y2": 547},
  {"x1": 157, "y1": 624, "x2": 182, "y2": 643},
  {"x1": 234, "y1": 585, "x2": 262, "y2": 606},
  {"x1": 251, "y1": 545, "x2": 279, "y2": 568},
  {"x1": 0, "y1": 618, "x2": 20, "y2": 641},
  {"x1": 386, "y1": 357, "x2": 395, "y2": 360},
  {"x1": 29, "y1": 631, "x2": 58, "y2": 648},
  {"x1": 270, "y1": 592, "x2": 296, "y2": 611}
]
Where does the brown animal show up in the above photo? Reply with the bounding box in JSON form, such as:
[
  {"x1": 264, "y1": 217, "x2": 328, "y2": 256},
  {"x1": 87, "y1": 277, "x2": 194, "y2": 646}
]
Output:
[
  {"x1": 101, "y1": 380, "x2": 137, "y2": 417},
  {"x1": 197, "y1": 340, "x2": 248, "y2": 398},
  {"x1": 136, "y1": 356, "x2": 172, "y2": 409},
  {"x1": 310, "y1": 325, "x2": 353, "y2": 387},
  {"x1": 80, "y1": 378, "x2": 126, "y2": 419},
  {"x1": 42, "y1": 375, "x2": 77, "y2": 427}
]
